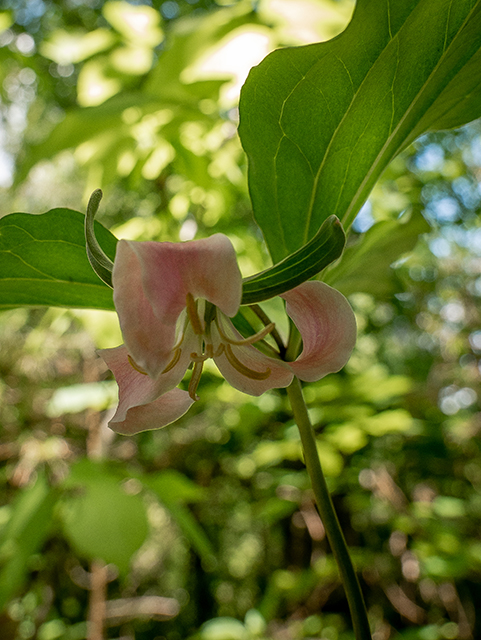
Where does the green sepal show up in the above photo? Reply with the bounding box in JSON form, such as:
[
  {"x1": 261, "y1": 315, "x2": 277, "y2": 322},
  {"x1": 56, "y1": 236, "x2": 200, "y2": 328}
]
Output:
[
  {"x1": 85, "y1": 189, "x2": 114, "y2": 288},
  {"x1": 241, "y1": 215, "x2": 345, "y2": 305}
]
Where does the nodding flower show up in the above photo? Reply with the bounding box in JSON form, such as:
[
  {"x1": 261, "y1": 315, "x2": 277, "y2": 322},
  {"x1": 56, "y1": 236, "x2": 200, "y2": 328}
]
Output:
[{"x1": 99, "y1": 234, "x2": 356, "y2": 435}]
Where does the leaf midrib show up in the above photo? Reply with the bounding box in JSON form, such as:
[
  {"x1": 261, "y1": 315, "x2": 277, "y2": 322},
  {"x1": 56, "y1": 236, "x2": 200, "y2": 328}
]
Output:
[{"x1": 343, "y1": 0, "x2": 479, "y2": 226}]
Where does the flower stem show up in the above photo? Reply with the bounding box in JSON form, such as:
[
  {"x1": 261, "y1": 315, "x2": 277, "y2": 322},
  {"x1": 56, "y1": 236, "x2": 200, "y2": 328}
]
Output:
[{"x1": 286, "y1": 377, "x2": 372, "y2": 640}]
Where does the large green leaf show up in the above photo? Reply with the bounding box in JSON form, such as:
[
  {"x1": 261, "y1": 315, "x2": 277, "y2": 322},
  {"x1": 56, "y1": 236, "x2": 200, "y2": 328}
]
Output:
[
  {"x1": 239, "y1": 0, "x2": 481, "y2": 262},
  {"x1": 0, "y1": 208, "x2": 117, "y2": 310}
]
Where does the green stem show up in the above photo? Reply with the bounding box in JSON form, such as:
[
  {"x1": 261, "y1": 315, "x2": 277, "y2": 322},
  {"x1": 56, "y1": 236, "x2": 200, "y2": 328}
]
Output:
[{"x1": 286, "y1": 377, "x2": 372, "y2": 640}]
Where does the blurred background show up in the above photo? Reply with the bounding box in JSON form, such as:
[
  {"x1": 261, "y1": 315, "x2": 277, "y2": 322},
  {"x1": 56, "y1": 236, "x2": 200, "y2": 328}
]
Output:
[{"x1": 1, "y1": 1, "x2": 481, "y2": 639}]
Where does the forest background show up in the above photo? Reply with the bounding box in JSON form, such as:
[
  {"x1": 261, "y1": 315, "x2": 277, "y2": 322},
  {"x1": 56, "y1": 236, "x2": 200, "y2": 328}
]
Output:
[{"x1": 1, "y1": 1, "x2": 481, "y2": 639}]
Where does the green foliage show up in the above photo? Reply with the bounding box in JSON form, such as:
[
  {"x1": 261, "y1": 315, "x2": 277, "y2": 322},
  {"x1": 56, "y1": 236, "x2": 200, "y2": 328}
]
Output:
[
  {"x1": 84, "y1": 189, "x2": 114, "y2": 288},
  {"x1": 239, "y1": 0, "x2": 481, "y2": 261},
  {"x1": 325, "y1": 208, "x2": 431, "y2": 297},
  {"x1": 0, "y1": 475, "x2": 57, "y2": 611},
  {"x1": 141, "y1": 470, "x2": 216, "y2": 565},
  {"x1": 1, "y1": 0, "x2": 481, "y2": 638},
  {"x1": 0, "y1": 208, "x2": 117, "y2": 310},
  {"x1": 241, "y1": 215, "x2": 345, "y2": 304},
  {"x1": 60, "y1": 459, "x2": 149, "y2": 575}
]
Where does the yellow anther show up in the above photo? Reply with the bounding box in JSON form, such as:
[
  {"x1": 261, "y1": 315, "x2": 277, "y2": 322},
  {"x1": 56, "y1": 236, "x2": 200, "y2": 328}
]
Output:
[
  {"x1": 217, "y1": 319, "x2": 276, "y2": 347},
  {"x1": 162, "y1": 348, "x2": 182, "y2": 374},
  {"x1": 128, "y1": 355, "x2": 149, "y2": 375},
  {"x1": 224, "y1": 344, "x2": 271, "y2": 380}
]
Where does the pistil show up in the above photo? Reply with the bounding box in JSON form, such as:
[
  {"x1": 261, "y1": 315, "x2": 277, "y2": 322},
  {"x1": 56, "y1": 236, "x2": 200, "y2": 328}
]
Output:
[{"x1": 188, "y1": 361, "x2": 204, "y2": 400}]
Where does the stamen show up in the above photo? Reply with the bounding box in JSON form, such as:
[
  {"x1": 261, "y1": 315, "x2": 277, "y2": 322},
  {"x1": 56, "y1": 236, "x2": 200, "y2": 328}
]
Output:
[
  {"x1": 128, "y1": 355, "x2": 148, "y2": 375},
  {"x1": 162, "y1": 348, "x2": 182, "y2": 373},
  {"x1": 224, "y1": 344, "x2": 271, "y2": 380},
  {"x1": 214, "y1": 343, "x2": 225, "y2": 358},
  {"x1": 205, "y1": 343, "x2": 214, "y2": 358},
  {"x1": 186, "y1": 293, "x2": 203, "y2": 335},
  {"x1": 250, "y1": 304, "x2": 286, "y2": 356},
  {"x1": 217, "y1": 319, "x2": 276, "y2": 346},
  {"x1": 188, "y1": 361, "x2": 204, "y2": 400},
  {"x1": 190, "y1": 342, "x2": 215, "y2": 363},
  {"x1": 190, "y1": 351, "x2": 209, "y2": 363}
]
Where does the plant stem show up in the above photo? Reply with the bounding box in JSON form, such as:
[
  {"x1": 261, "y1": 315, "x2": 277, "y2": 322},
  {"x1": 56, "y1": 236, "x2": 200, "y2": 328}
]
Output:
[
  {"x1": 286, "y1": 377, "x2": 372, "y2": 640},
  {"x1": 88, "y1": 560, "x2": 108, "y2": 640}
]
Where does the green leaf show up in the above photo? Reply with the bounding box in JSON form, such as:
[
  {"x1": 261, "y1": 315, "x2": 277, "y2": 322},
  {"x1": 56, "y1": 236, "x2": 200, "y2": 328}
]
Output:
[
  {"x1": 60, "y1": 460, "x2": 149, "y2": 575},
  {"x1": 241, "y1": 214, "x2": 345, "y2": 305},
  {"x1": 325, "y1": 208, "x2": 431, "y2": 297},
  {"x1": 0, "y1": 475, "x2": 57, "y2": 611},
  {"x1": 0, "y1": 208, "x2": 117, "y2": 310},
  {"x1": 239, "y1": 0, "x2": 481, "y2": 262},
  {"x1": 14, "y1": 92, "x2": 154, "y2": 186},
  {"x1": 143, "y1": 469, "x2": 206, "y2": 504},
  {"x1": 143, "y1": 470, "x2": 216, "y2": 566}
]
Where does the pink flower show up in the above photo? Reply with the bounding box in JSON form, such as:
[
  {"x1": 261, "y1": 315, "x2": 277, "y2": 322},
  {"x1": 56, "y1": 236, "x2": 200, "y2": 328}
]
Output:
[{"x1": 99, "y1": 234, "x2": 356, "y2": 435}]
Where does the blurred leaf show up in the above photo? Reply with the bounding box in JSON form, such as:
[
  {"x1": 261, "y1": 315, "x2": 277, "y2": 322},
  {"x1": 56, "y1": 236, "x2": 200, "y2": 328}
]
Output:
[
  {"x1": 251, "y1": 439, "x2": 302, "y2": 468},
  {"x1": 359, "y1": 409, "x2": 415, "y2": 436},
  {"x1": 162, "y1": 502, "x2": 216, "y2": 567},
  {"x1": 143, "y1": 5, "x2": 261, "y2": 104},
  {"x1": 102, "y1": 1, "x2": 164, "y2": 48},
  {"x1": 255, "y1": 498, "x2": 297, "y2": 525},
  {"x1": 15, "y1": 93, "x2": 158, "y2": 185},
  {"x1": 143, "y1": 469, "x2": 206, "y2": 504},
  {"x1": 60, "y1": 460, "x2": 149, "y2": 575},
  {"x1": 143, "y1": 470, "x2": 215, "y2": 565},
  {"x1": 16, "y1": 6, "x2": 256, "y2": 187},
  {"x1": 46, "y1": 381, "x2": 118, "y2": 417},
  {"x1": 239, "y1": 0, "x2": 481, "y2": 261},
  {"x1": 315, "y1": 439, "x2": 344, "y2": 477},
  {"x1": 325, "y1": 423, "x2": 368, "y2": 454},
  {"x1": 432, "y1": 496, "x2": 466, "y2": 518},
  {"x1": 200, "y1": 617, "x2": 249, "y2": 640},
  {"x1": 0, "y1": 12, "x2": 13, "y2": 33},
  {"x1": 350, "y1": 369, "x2": 413, "y2": 404},
  {"x1": 39, "y1": 28, "x2": 115, "y2": 64},
  {"x1": 0, "y1": 475, "x2": 57, "y2": 611},
  {"x1": 0, "y1": 208, "x2": 117, "y2": 310},
  {"x1": 325, "y1": 209, "x2": 431, "y2": 297}
]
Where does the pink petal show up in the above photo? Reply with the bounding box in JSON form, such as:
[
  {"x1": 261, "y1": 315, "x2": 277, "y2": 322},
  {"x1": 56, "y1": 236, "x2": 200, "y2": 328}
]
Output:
[
  {"x1": 112, "y1": 240, "x2": 179, "y2": 378},
  {"x1": 282, "y1": 281, "x2": 357, "y2": 382},
  {"x1": 99, "y1": 345, "x2": 194, "y2": 435},
  {"x1": 121, "y1": 234, "x2": 242, "y2": 323},
  {"x1": 212, "y1": 317, "x2": 293, "y2": 396},
  {"x1": 109, "y1": 389, "x2": 194, "y2": 436}
]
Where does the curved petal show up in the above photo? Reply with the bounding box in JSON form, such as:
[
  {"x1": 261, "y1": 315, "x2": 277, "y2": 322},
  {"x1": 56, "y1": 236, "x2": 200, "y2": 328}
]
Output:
[
  {"x1": 109, "y1": 389, "x2": 194, "y2": 436},
  {"x1": 282, "y1": 281, "x2": 357, "y2": 382},
  {"x1": 112, "y1": 240, "x2": 178, "y2": 377},
  {"x1": 212, "y1": 317, "x2": 293, "y2": 396},
  {"x1": 99, "y1": 345, "x2": 194, "y2": 435},
  {"x1": 123, "y1": 234, "x2": 242, "y2": 323}
]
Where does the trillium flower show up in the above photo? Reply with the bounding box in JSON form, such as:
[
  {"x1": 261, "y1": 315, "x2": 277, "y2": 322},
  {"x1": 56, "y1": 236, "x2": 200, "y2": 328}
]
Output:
[{"x1": 99, "y1": 234, "x2": 356, "y2": 435}]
